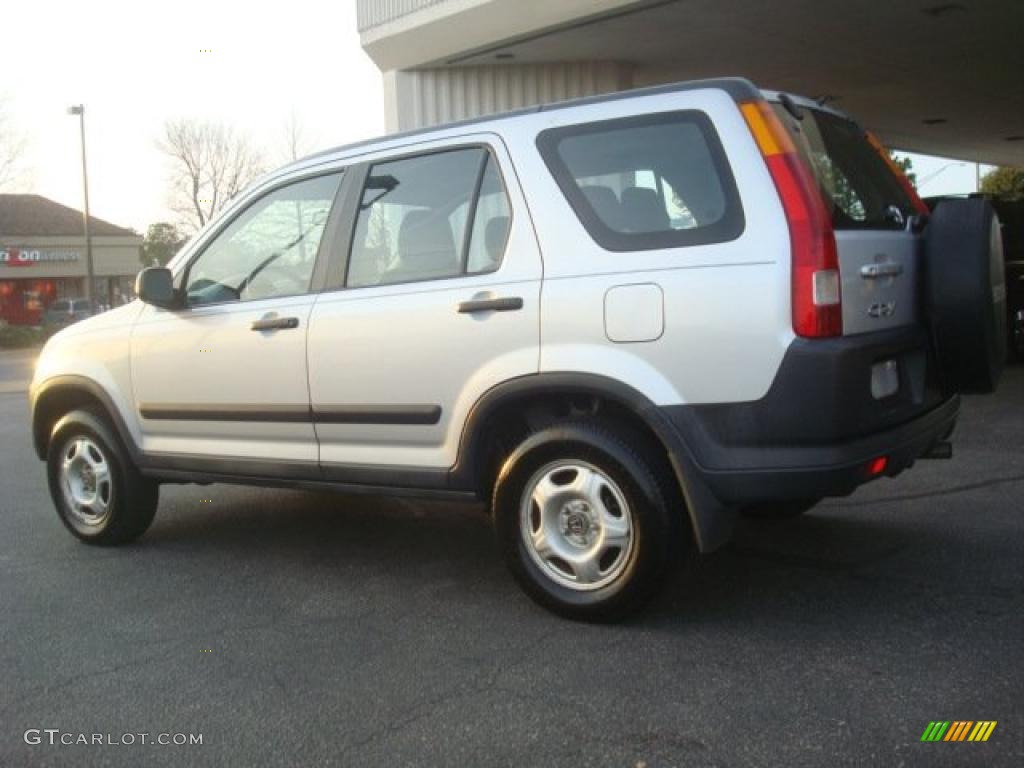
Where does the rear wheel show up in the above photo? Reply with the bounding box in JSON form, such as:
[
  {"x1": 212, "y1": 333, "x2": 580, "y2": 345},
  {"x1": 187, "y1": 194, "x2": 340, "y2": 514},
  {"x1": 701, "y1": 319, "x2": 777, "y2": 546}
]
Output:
[
  {"x1": 492, "y1": 421, "x2": 684, "y2": 621},
  {"x1": 47, "y1": 409, "x2": 158, "y2": 545}
]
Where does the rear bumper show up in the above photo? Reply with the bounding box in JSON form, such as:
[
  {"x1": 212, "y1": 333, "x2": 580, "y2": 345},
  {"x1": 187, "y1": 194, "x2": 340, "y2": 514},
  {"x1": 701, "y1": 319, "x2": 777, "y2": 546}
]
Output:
[
  {"x1": 661, "y1": 325, "x2": 958, "y2": 505},
  {"x1": 674, "y1": 395, "x2": 958, "y2": 503}
]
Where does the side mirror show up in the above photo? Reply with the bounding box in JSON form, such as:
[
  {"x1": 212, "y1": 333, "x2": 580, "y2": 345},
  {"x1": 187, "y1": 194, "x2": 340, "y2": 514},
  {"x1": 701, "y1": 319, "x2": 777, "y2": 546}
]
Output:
[{"x1": 135, "y1": 267, "x2": 178, "y2": 309}]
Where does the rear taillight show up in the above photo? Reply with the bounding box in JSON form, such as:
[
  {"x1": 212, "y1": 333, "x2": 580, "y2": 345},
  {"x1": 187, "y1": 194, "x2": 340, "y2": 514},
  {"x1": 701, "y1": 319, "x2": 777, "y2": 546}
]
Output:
[
  {"x1": 740, "y1": 100, "x2": 842, "y2": 338},
  {"x1": 866, "y1": 456, "x2": 889, "y2": 477},
  {"x1": 866, "y1": 132, "x2": 930, "y2": 217}
]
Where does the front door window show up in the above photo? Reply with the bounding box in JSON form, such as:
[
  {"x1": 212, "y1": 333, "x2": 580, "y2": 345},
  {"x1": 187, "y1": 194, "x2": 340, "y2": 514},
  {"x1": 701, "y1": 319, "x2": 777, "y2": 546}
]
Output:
[{"x1": 185, "y1": 173, "x2": 342, "y2": 305}]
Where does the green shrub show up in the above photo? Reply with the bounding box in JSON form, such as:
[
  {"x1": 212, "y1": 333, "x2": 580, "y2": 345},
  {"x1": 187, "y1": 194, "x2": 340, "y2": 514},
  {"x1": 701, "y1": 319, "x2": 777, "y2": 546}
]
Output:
[{"x1": 0, "y1": 324, "x2": 56, "y2": 349}]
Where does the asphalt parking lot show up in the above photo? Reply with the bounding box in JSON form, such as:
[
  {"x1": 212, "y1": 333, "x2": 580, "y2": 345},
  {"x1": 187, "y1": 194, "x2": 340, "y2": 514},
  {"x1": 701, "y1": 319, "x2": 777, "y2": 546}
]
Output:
[
  {"x1": 1, "y1": 352, "x2": 1021, "y2": 767},
  {"x1": 0, "y1": 347, "x2": 36, "y2": 394}
]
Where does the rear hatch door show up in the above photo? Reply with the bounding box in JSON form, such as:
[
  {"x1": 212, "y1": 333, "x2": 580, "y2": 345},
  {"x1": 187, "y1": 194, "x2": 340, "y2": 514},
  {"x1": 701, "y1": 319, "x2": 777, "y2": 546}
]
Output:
[{"x1": 771, "y1": 99, "x2": 921, "y2": 335}]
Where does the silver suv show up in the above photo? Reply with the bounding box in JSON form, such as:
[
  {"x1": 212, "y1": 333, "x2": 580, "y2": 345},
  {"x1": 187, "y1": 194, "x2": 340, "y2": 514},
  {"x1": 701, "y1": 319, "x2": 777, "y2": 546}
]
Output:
[{"x1": 30, "y1": 78, "x2": 1005, "y2": 620}]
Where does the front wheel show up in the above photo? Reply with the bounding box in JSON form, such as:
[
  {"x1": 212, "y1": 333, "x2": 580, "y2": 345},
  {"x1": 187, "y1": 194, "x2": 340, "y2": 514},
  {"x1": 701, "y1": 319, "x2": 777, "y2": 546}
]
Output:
[
  {"x1": 46, "y1": 408, "x2": 159, "y2": 545},
  {"x1": 492, "y1": 421, "x2": 684, "y2": 621}
]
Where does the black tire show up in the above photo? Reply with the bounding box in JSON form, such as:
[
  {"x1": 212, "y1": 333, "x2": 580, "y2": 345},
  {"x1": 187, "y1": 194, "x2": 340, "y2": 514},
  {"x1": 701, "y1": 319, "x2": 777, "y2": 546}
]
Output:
[
  {"x1": 740, "y1": 498, "x2": 820, "y2": 520},
  {"x1": 46, "y1": 408, "x2": 158, "y2": 545},
  {"x1": 492, "y1": 420, "x2": 685, "y2": 622},
  {"x1": 924, "y1": 198, "x2": 1007, "y2": 394}
]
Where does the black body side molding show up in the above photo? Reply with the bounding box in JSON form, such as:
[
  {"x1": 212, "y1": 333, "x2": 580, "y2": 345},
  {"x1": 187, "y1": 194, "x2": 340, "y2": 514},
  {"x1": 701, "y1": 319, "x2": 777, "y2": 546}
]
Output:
[{"x1": 138, "y1": 403, "x2": 442, "y2": 425}]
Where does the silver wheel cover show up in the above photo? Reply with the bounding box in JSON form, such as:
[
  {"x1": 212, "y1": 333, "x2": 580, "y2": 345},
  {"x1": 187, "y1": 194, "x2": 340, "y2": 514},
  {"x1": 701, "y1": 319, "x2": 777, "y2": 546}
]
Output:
[
  {"x1": 520, "y1": 460, "x2": 634, "y2": 591},
  {"x1": 59, "y1": 437, "x2": 114, "y2": 527}
]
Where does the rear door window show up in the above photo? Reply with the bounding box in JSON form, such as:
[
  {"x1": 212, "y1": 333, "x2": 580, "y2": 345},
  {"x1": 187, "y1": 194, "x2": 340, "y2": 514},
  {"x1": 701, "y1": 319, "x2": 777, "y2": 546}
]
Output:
[
  {"x1": 462, "y1": 158, "x2": 512, "y2": 274},
  {"x1": 536, "y1": 111, "x2": 744, "y2": 251},
  {"x1": 773, "y1": 105, "x2": 914, "y2": 230},
  {"x1": 346, "y1": 147, "x2": 512, "y2": 288}
]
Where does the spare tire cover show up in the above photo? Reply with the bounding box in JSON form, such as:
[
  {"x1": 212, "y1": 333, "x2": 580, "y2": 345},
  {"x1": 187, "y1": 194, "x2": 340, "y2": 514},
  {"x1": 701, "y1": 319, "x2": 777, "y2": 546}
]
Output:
[{"x1": 924, "y1": 198, "x2": 1006, "y2": 394}]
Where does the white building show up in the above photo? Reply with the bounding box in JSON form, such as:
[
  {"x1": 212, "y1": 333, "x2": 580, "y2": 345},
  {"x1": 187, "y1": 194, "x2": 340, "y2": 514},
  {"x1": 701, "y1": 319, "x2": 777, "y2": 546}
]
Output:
[{"x1": 356, "y1": 0, "x2": 1023, "y2": 166}]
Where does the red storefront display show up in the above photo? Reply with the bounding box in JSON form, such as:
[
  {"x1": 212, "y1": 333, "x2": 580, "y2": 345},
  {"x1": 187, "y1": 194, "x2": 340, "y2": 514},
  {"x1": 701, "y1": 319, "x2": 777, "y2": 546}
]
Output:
[
  {"x1": 2, "y1": 194, "x2": 142, "y2": 325},
  {"x1": 0, "y1": 279, "x2": 59, "y2": 325},
  {"x1": 0, "y1": 245, "x2": 86, "y2": 324}
]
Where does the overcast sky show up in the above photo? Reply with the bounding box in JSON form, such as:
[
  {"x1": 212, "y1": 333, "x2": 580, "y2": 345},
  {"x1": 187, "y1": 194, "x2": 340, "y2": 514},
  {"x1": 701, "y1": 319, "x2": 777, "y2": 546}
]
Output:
[
  {"x1": 3, "y1": 0, "x2": 384, "y2": 232},
  {"x1": 2, "y1": 1, "x2": 991, "y2": 233}
]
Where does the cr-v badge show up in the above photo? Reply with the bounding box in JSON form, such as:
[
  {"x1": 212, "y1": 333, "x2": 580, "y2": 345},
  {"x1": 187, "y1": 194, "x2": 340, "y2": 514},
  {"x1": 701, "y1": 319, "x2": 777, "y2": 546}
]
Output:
[{"x1": 868, "y1": 300, "x2": 897, "y2": 318}]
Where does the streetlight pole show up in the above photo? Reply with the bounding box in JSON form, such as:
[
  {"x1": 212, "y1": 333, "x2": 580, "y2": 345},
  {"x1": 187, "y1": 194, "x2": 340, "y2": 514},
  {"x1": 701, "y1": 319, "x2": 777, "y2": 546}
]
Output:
[{"x1": 67, "y1": 105, "x2": 95, "y2": 306}]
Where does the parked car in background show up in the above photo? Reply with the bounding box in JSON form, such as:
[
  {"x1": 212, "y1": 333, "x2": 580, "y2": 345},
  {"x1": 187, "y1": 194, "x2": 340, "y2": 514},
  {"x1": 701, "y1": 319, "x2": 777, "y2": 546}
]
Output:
[
  {"x1": 43, "y1": 298, "x2": 94, "y2": 327},
  {"x1": 993, "y1": 200, "x2": 1024, "y2": 358},
  {"x1": 1009, "y1": 260, "x2": 1024, "y2": 358}
]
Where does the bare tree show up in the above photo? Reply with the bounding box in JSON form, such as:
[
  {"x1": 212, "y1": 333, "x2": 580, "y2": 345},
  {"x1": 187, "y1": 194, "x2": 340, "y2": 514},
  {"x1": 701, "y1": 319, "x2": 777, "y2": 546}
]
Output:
[
  {"x1": 0, "y1": 97, "x2": 28, "y2": 190},
  {"x1": 281, "y1": 109, "x2": 317, "y2": 163},
  {"x1": 277, "y1": 111, "x2": 319, "y2": 264},
  {"x1": 158, "y1": 119, "x2": 265, "y2": 232}
]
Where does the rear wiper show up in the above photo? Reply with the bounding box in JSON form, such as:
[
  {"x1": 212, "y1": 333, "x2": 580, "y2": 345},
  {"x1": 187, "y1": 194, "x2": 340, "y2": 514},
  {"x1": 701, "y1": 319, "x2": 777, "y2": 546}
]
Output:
[
  {"x1": 778, "y1": 92, "x2": 804, "y2": 122},
  {"x1": 883, "y1": 204, "x2": 906, "y2": 227},
  {"x1": 883, "y1": 204, "x2": 929, "y2": 233}
]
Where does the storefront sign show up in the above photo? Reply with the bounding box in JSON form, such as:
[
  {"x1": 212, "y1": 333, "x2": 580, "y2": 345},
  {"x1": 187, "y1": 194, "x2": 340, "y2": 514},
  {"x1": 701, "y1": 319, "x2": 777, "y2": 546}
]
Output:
[{"x1": 0, "y1": 247, "x2": 81, "y2": 267}]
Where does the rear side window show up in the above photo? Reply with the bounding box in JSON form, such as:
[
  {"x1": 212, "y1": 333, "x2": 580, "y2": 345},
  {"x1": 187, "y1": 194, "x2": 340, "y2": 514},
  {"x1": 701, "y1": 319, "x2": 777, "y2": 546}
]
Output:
[
  {"x1": 773, "y1": 105, "x2": 914, "y2": 230},
  {"x1": 537, "y1": 111, "x2": 744, "y2": 251}
]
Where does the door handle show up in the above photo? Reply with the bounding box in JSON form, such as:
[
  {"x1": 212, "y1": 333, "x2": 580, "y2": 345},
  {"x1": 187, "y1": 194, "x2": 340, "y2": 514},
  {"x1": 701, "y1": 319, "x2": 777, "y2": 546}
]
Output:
[
  {"x1": 251, "y1": 315, "x2": 299, "y2": 331},
  {"x1": 457, "y1": 296, "x2": 524, "y2": 314},
  {"x1": 860, "y1": 262, "x2": 904, "y2": 279}
]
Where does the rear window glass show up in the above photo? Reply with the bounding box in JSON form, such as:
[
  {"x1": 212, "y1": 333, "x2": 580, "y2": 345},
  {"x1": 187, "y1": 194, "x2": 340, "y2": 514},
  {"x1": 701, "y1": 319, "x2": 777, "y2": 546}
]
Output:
[
  {"x1": 773, "y1": 104, "x2": 914, "y2": 230},
  {"x1": 537, "y1": 111, "x2": 744, "y2": 251},
  {"x1": 72, "y1": 299, "x2": 92, "y2": 311}
]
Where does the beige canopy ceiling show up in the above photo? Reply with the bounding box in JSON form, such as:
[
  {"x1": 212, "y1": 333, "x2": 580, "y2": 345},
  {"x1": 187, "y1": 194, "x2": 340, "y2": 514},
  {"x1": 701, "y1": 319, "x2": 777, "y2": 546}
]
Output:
[{"x1": 358, "y1": 0, "x2": 1024, "y2": 166}]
